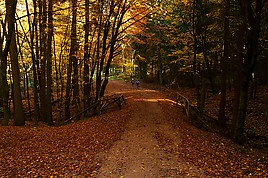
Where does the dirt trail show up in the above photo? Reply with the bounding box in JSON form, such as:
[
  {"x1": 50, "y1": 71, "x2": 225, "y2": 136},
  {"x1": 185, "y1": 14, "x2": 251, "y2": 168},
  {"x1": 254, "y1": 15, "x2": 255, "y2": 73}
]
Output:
[{"x1": 92, "y1": 80, "x2": 206, "y2": 177}]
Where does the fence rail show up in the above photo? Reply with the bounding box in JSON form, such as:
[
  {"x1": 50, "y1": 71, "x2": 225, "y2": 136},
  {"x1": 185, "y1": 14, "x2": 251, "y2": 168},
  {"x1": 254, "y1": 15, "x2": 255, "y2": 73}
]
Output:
[
  {"x1": 176, "y1": 92, "x2": 214, "y2": 132},
  {"x1": 176, "y1": 93, "x2": 190, "y2": 119},
  {"x1": 60, "y1": 94, "x2": 126, "y2": 125}
]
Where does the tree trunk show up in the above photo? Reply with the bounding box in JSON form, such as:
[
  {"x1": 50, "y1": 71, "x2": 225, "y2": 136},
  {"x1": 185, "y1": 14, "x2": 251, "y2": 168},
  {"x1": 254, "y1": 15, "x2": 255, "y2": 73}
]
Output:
[
  {"x1": 25, "y1": 69, "x2": 31, "y2": 121},
  {"x1": 39, "y1": 0, "x2": 47, "y2": 122},
  {"x1": 10, "y1": 24, "x2": 25, "y2": 126},
  {"x1": 83, "y1": 0, "x2": 90, "y2": 110},
  {"x1": 231, "y1": 30, "x2": 243, "y2": 138},
  {"x1": 157, "y1": 46, "x2": 163, "y2": 85},
  {"x1": 0, "y1": 60, "x2": 10, "y2": 126},
  {"x1": 234, "y1": 76, "x2": 250, "y2": 144},
  {"x1": 65, "y1": 0, "x2": 77, "y2": 119},
  {"x1": 30, "y1": 0, "x2": 40, "y2": 125},
  {"x1": 0, "y1": 5, "x2": 11, "y2": 125},
  {"x1": 218, "y1": 0, "x2": 230, "y2": 128},
  {"x1": 232, "y1": 0, "x2": 265, "y2": 144},
  {"x1": 72, "y1": 0, "x2": 79, "y2": 112},
  {"x1": 100, "y1": 0, "x2": 130, "y2": 98},
  {"x1": 192, "y1": 0, "x2": 202, "y2": 113},
  {"x1": 34, "y1": 0, "x2": 41, "y2": 124},
  {"x1": 203, "y1": 49, "x2": 215, "y2": 94},
  {"x1": 141, "y1": 61, "x2": 147, "y2": 80},
  {"x1": 97, "y1": 15, "x2": 110, "y2": 101},
  {"x1": 46, "y1": 0, "x2": 54, "y2": 125}
]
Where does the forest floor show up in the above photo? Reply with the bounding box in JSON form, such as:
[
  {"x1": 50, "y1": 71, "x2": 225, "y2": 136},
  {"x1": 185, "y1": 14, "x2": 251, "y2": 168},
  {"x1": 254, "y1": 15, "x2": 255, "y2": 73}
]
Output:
[{"x1": 0, "y1": 80, "x2": 267, "y2": 177}]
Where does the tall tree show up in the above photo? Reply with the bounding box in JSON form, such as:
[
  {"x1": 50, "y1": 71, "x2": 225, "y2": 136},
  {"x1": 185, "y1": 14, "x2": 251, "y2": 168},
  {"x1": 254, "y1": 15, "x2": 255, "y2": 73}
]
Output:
[
  {"x1": 83, "y1": 0, "x2": 90, "y2": 110},
  {"x1": 192, "y1": 0, "x2": 204, "y2": 113},
  {"x1": 65, "y1": 0, "x2": 78, "y2": 119},
  {"x1": 100, "y1": 0, "x2": 133, "y2": 98},
  {"x1": 8, "y1": 0, "x2": 25, "y2": 126},
  {"x1": 218, "y1": 0, "x2": 230, "y2": 128},
  {"x1": 46, "y1": 0, "x2": 54, "y2": 125},
  {"x1": 0, "y1": 3, "x2": 10, "y2": 126},
  {"x1": 72, "y1": 0, "x2": 79, "y2": 111},
  {"x1": 39, "y1": 0, "x2": 48, "y2": 122},
  {"x1": 26, "y1": 0, "x2": 40, "y2": 125},
  {"x1": 232, "y1": 0, "x2": 267, "y2": 144}
]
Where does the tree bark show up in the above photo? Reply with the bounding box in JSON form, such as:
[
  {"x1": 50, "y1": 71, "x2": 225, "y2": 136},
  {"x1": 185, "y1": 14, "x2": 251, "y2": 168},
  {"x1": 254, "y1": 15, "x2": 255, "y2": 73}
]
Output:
[
  {"x1": 218, "y1": 0, "x2": 230, "y2": 128},
  {"x1": 65, "y1": 0, "x2": 78, "y2": 119},
  {"x1": 100, "y1": 0, "x2": 130, "y2": 97},
  {"x1": 83, "y1": 0, "x2": 90, "y2": 110},
  {"x1": 192, "y1": 0, "x2": 202, "y2": 113},
  {"x1": 72, "y1": 0, "x2": 79, "y2": 112},
  {"x1": 0, "y1": 3, "x2": 11, "y2": 126},
  {"x1": 232, "y1": 0, "x2": 266, "y2": 144},
  {"x1": 39, "y1": 0, "x2": 48, "y2": 122},
  {"x1": 10, "y1": 18, "x2": 25, "y2": 126},
  {"x1": 46, "y1": 0, "x2": 54, "y2": 125},
  {"x1": 32, "y1": 0, "x2": 40, "y2": 125}
]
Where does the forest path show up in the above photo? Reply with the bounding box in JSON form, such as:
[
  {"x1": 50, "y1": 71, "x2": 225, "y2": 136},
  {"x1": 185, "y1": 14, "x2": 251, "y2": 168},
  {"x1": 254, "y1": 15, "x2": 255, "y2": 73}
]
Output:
[
  {"x1": 92, "y1": 80, "x2": 206, "y2": 177},
  {"x1": 1, "y1": 80, "x2": 266, "y2": 177}
]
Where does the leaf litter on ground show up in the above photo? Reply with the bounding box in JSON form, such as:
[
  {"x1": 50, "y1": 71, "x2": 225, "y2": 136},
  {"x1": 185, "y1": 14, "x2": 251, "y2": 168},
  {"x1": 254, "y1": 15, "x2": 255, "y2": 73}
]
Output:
[{"x1": 0, "y1": 80, "x2": 267, "y2": 177}]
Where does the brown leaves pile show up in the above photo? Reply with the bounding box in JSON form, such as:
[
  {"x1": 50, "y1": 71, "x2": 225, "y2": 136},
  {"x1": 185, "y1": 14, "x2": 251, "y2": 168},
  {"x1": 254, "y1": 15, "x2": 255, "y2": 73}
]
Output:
[
  {"x1": 143, "y1": 81, "x2": 268, "y2": 177},
  {"x1": 1, "y1": 81, "x2": 267, "y2": 177},
  {"x1": 204, "y1": 85, "x2": 268, "y2": 147},
  {"x1": 159, "y1": 99, "x2": 268, "y2": 177},
  {"x1": 0, "y1": 107, "x2": 130, "y2": 177}
]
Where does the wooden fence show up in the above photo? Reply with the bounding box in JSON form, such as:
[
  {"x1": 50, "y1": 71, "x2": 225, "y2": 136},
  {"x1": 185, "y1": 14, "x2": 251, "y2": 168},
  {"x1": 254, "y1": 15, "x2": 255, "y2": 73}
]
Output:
[
  {"x1": 176, "y1": 92, "x2": 216, "y2": 132},
  {"x1": 60, "y1": 94, "x2": 126, "y2": 125},
  {"x1": 176, "y1": 92, "x2": 268, "y2": 149},
  {"x1": 176, "y1": 93, "x2": 190, "y2": 119}
]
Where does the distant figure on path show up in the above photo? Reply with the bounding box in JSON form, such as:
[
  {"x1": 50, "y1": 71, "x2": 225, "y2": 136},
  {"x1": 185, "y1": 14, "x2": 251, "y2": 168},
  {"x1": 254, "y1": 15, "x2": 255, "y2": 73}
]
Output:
[
  {"x1": 131, "y1": 78, "x2": 135, "y2": 88},
  {"x1": 136, "y1": 79, "x2": 140, "y2": 89}
]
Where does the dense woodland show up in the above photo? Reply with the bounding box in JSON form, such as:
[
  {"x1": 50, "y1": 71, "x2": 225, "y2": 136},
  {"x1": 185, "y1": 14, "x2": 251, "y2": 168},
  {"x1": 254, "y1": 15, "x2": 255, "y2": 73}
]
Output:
[{"x1": 0, "y1": 0, "x2": 268, "y2": 145}]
